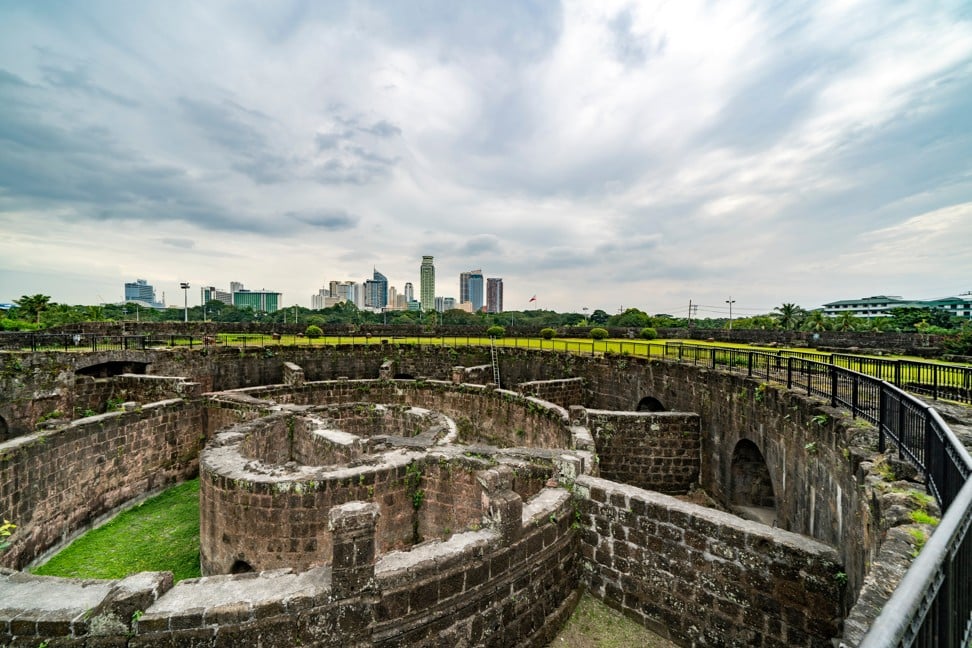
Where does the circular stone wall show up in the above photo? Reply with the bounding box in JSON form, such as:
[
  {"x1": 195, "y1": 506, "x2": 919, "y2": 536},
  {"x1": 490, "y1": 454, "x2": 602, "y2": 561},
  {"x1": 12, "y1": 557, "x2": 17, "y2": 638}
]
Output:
[{"x1": 199, "y1": 400, "x2": 558, "y2": 575}]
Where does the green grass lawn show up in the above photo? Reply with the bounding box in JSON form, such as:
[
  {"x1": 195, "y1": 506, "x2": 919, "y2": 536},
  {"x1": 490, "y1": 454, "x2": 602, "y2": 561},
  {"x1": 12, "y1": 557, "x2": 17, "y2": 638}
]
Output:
[{"x1": 31, "y1": 480, "x2": 201, "y2": 582}]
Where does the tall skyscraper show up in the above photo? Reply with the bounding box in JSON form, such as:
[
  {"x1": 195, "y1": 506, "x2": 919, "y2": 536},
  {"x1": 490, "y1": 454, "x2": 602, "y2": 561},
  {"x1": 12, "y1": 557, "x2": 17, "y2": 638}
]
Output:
[
  {"x1": 124, "y1": 279, "x2": 165, "y2": 309},
  {"x1": 486, "y1": 278, "x2": 504, "y2": 313},
  {"x1": 459, "y1": 269, "x2": 484, "y2": 311},
  {"x1": 420, "y1": 256, "x2": 435, "y2": 311},
  {"x1": 404, "y1": 282, "x2": 414, "y2": 303},
  {"x1": 364, "y1": 269, "x2": 388, "y2": 310}
]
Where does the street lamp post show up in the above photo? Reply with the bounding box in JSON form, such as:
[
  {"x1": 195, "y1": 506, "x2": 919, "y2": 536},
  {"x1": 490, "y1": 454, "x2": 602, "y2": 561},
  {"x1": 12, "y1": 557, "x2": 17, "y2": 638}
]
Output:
[
  {"x1": 582, "y1": 306, "x2": 589, "y2": 325},
  {"x1": 180, "y1": 282, "x2": 190, "y2": 323},
  {"x1": 726, "y1": 297, "x2": 736, "y2": 332}
]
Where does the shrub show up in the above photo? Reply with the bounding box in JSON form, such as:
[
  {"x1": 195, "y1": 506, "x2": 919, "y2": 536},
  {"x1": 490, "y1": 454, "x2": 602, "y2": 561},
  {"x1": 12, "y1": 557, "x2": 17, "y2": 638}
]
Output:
[
  {"x1": 640, "y1": 327, "x2": 657, "y2": 340},
  {"x1": 486, "y1": 325, "x2": 505, "y2": 338},
  {"x1": 943, "y1": 330, "x2": 972, "y2": 356},
  {"x1": 540, "y1": 327, "x2": 556, "y2": 339},
  {"x1": 590, "y1": 328, "x2": 609, "y2": 340},
  {"x1": 305, "y1": 325, "x2": 323, "y2": 339}
]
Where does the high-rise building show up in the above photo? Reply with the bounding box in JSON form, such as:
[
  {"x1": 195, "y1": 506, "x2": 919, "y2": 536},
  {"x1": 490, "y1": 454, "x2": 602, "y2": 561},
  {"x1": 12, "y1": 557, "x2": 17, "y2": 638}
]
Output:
[
  {"x1": 230, "y1": 281, "x2": 244, "y2": 295},
  {"x1": 388, "y1": 286, "x2": 399, "y2": 310},
  {"x1": 364, "y1": 269, "x2": 388, "y2": 310},
  {"x1": 311, "y1": 286, "x2": 329, "y2": 310},
  {"x1": 124, "y1": 279, "x2": 165, "y2": 309},
  {"x1": 486, "y1": 278, "x2": 504, "y2": 313},
  {"x1": 404, "y1": 282, "x2": 414, "y2": 304},
  {"x1": 202, "y1": 286, "x2": 232, "y2": 306},
  {"x1": 233, "y1": 289, "x2": 281, "y2": 312},
  {"x1": 420, "y1": 256, "x2": 435, "y2": 312},
  {"x1": 459, "y1": 269, "x2": 484, "y2": 312},
  {"x1": 442, "y1": 297, "x2": 456, "y2": 311}
]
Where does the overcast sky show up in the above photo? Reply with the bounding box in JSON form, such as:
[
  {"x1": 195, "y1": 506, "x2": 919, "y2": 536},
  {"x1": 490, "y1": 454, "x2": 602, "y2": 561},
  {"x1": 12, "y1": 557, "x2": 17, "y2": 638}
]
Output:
[{"x1": 1, "y1": 1, "x2": 970, "y2": 318}]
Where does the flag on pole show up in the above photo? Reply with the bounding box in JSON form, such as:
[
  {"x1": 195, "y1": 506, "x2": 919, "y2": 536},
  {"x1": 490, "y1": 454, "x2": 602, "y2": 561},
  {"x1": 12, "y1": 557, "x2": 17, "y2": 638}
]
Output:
[{"x1": 529, "y1": 295, "x2": 536, "y2": 302}]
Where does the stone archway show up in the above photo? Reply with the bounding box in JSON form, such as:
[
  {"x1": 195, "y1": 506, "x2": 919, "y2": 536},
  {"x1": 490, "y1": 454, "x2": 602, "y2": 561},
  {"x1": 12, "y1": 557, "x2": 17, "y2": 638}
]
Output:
[
  {"x1": 729, "y1": 439, "x2": 777, "y2": 525},
  {"x1": 0, "y1": 414, "x2": 8, "y2": 442},
  {"x1": 635, "y1": 396, "x2": 666, "y2": 412}
]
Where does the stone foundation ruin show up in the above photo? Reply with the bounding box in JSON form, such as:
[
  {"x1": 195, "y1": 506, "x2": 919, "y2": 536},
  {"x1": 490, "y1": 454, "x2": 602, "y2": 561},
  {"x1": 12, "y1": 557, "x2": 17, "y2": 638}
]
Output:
[{"x1": 0, "y1": 345, "x2": 939, "y2": 646}]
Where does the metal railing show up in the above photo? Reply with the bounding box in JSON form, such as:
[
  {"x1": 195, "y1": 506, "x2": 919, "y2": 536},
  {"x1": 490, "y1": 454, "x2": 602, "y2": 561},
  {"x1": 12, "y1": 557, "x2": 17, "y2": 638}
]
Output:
[{"x1": 0, "y1": 333, "x2": 148, "y2": 352}]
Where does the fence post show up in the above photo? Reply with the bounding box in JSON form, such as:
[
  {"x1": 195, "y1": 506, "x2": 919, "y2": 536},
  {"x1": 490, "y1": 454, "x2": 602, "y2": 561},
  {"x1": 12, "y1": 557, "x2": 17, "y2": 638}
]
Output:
[
  {"x1": 851, "y1": 375, "x2": 859, "y2": 418},
  {"x1": 710, "y1": 347, "x2": 716, "y2": 369},
  {"x1": 878, "y1": 387, "x2": 886, "y2": 453},
  {"x1": 747, "y1": 352, "x2": 753, "y2": 377},
  {"x1": 787, "y1": 357, "x2": 793, "y2": 390},
  {"x1": 894, "y1": 360, "x2": 901, "y2": 388},
  {"x1": 831, "y1": 366, "x2": 838, "y2": 408},
  {"x1": 932, "y1": 365, "x2": 939, "y2": 401}
]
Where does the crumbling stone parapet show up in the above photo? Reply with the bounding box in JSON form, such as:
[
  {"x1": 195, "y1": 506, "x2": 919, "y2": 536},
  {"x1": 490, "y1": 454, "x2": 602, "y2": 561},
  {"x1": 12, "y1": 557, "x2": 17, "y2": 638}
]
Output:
[
  {"x1": 282, "y1": 362, "x2": 305, "y2": 386},
  {"x1": 328, "y1": 502, "x2": 379, "y2": 599}
]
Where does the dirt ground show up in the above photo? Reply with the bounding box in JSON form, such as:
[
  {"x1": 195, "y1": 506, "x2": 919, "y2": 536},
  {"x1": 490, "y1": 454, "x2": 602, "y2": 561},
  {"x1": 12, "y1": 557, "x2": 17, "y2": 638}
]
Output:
[{"x1": 549, "y1": 593, "x2": 679, "y2": 648}]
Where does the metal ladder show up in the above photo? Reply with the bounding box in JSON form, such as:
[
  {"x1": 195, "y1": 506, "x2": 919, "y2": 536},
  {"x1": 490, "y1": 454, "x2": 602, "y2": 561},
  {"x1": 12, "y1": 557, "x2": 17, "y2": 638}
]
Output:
[{"x1": 490, "y1": 337, "x2": 501, "y2": 386}]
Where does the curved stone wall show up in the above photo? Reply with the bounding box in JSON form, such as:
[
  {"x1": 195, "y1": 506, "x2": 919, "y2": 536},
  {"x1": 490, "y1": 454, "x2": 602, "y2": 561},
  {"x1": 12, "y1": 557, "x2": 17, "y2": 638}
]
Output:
[{"x1": 0, "y1": 346, "x2": 936, "y2": 646}]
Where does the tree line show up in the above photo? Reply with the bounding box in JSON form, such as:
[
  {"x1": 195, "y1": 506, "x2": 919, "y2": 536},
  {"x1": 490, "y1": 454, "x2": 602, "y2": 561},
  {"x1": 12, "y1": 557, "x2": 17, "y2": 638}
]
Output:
[{"x1": 3, "y1": 295, "x2": 970, "y2": 335}]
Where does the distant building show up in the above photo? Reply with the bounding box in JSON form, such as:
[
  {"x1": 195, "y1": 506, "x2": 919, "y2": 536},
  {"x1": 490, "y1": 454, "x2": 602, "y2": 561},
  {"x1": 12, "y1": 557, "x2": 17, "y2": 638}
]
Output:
[
  {"x1": 404, "y1": 282, "x2": 414, "y2": 304},
  {"x1": 460, "y1": 269, "x2": 484, "y2": 312},
  {"x1": 202, "y1": 286, "x2": 232, "y2": 306},
  {"x1": 364, "y1": 269, "x2": 388, "y2": 310},
  {"x1": 486, "y1": 278, "x2": 503, "y2": 313},
  {"x1": 407, "y1": 300, "x2": 422, "y2": 311},
  {"x1": 420, "y1": 256, "x2": 435, "y2": 311},
  {"x1": 821, "y1": 295, "x2": 972, "y2": 319},
  {"x1": 233, "y1": 289, "x2": 281, "y2": 313},
  {"x1": 388, "y1": 286, "x2": 400, "y2": 310},
  {"x1": 311, "y1": 287, "x2": 329, "y2": 310},
  {"x1": 124, "y1": 279, "x2": 165, "y2": 309},
  {"x1": 442, "y1": 297, "x2": 456, "y2": 312}
]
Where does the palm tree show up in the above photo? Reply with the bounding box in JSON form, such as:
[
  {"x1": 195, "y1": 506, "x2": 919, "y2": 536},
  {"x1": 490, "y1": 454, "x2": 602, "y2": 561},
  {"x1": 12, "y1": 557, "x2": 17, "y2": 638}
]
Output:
[
  {"x1": 803, "y1": 310, "x2": 830, "y2": 332},
  {"x1": 13, "y1": 294, "x2": 51, "y2": 324},
  {"x1": 834, "y1": 311, "x2": 858, "y2": 332},
  {"x1": 774, "y1": 303, "x2": 804, "y2": 330}
]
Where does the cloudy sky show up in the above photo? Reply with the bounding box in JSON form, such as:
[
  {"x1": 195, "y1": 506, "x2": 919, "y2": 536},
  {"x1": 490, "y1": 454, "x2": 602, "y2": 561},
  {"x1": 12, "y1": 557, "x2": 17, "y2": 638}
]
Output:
[{"x1": 1, "y1": 1, "x2": 970, "y2": 317}]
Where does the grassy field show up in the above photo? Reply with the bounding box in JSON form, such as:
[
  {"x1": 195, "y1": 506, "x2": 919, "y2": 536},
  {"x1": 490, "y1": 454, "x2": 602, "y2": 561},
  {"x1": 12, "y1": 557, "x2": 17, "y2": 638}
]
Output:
[{"x1": 31, "y1": 480, "x2": 201, "y2": 582}]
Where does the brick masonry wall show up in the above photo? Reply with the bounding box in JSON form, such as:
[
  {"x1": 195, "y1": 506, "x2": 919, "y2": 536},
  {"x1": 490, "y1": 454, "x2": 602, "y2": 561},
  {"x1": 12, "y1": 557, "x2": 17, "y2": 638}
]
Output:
[
  {"x1": 515, "y1": 377, "x2": 585, "y2": 409},
  {"x1": 0, "y1": 400, "x2": 203, "y2": 570},
  {"x1": 584, "y1": 410, "x2": 701, "y2": 494},
  {"x1": 227, "y1": 380, "x2": 572, "y2": 450},
  {"x1": 577, "y1": 476, "x2": 843, "y2": 647}
]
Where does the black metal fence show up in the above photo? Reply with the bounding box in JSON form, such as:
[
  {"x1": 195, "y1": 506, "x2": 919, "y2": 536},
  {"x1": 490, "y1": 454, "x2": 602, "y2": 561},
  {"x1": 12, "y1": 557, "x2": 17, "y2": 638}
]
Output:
[{"x1": 0, "y1": 333, "x2": 149, "y2": 352}]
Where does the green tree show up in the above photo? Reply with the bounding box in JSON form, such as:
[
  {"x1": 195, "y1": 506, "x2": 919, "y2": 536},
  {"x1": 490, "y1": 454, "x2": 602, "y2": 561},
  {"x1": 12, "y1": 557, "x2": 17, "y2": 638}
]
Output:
[
  {"x1": 589, "y1": 309, "x2": 610, "y2": 325},
  {"x1": 590, "y1": 327, "x2": 609, "y2": 340},
  {"x1": 803, "y1": 310, "x2": 830, "y2": 332},
  {"x1": 833, "y1": 311, "x2": 859, "y2": 332},
  {"x1": 607, "y1": 308, "x2": 650, "y2": 328},
  {"x1": 14, "y1": 294, "x2": 51, "y2": 324},
  {"x1": 774, "y1": 303, "x2": 804, "y2": 330}
]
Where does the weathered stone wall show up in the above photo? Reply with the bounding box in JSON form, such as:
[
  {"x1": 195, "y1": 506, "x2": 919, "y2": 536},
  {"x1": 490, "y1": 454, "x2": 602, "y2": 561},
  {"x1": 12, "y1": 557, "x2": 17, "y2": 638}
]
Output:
[
  {"x1": 580, "y1": 409, "x2": 701, "y2": 494},
  {"x1": 226, "y1": 380, "x2": 572, "y2": 450},
  {"x1": 73, "y1": 374, "x2": 201, "y2": 418},
  {"x1": 577, "y1": 476, "x2": 844, "y2": 647},
  {"x1": 0, "y1": 400, "x2": 203, "y2": 570},
  {"x1": 516, "y1": 377, "x2": 585, "y2": 408},
  {"x1": 1, "y1": 490, "x2": 576, "y2": 648}
]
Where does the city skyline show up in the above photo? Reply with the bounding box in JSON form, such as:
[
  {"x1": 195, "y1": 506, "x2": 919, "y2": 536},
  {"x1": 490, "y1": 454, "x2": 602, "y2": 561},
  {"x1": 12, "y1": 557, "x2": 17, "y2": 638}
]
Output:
[{"x1": 1, "y1": 3, "x2": 970, "y2": 316}]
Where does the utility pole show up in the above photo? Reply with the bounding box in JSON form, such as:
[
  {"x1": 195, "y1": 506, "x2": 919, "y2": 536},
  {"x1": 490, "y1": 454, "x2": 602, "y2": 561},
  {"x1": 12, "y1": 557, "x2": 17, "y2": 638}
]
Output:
[
  {"x1": 180, "y1": 282, "x2": 190, "y2": 323},
  {"x1": 726, "y1": 296, "x2": 736, "y2": 332}
]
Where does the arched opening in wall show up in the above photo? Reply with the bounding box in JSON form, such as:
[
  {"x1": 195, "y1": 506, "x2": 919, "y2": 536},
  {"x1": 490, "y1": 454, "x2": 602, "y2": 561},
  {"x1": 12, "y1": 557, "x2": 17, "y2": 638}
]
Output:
[
  {"x1": 0, "y1": 414, "x2": 8, "y2": 442},
  {"x1": 394, "y1": 373, "x2": 415, "y2": 380},
  {"x1": 76, "y1": 361, "x2": 148, "y2": 378},
  {"x1": 635, "y1": 396, "x2": 666, "y2": 412},
  {"x1": 729, "y1": 439, "x2": 777, "y2": 525},
  {"x1": 230, "y1": 559, "x2": 254, "y2": 574}
]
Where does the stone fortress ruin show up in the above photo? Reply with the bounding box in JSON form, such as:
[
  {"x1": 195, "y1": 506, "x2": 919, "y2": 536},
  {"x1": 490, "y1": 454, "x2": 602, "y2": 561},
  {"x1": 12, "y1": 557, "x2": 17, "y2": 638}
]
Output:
[{"x1": 0, "y1": 343, "x2": 949, "y2": 646}]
